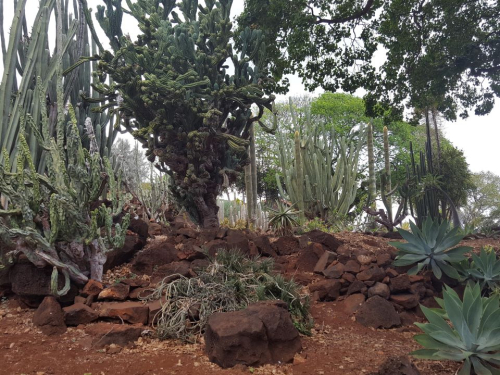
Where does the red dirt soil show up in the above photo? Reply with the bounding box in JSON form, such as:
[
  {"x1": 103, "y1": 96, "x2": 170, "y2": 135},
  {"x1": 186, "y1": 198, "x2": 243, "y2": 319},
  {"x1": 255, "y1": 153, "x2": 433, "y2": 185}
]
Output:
[{"x1": 0, "y1": 233, "x2": 497, "y2": 375}]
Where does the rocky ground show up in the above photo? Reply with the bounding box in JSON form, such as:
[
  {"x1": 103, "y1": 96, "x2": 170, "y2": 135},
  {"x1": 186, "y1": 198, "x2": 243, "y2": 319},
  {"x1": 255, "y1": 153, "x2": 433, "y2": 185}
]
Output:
[{"x1": 0, "y1": 220, "x2": 498, "y2": 375}]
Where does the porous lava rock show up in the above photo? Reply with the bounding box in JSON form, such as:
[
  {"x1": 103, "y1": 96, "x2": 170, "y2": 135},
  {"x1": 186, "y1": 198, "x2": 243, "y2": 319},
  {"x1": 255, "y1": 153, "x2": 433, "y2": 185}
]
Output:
[
  {"x1": 369, "y1": 355, "x2": 421, "y2": 375},
  {"x1": 98, "y1": 284, "x2": 130, "y2": 301},
  {"x1": 356, "y1": 295, "x2": 401, "y2": 328},
  {"x1": 63, "y1": 303, "x2": 98, "y2": 325},
  {"x1": 131, "y1": 240, "x2": 179, "y2": 275},
  {"x1": 273, "y1": 236, "x2": 300, "y2": 256},
  {"x1": 150, "y1": 261, "x2": 191, "y2": 284},
  {"x1": 33, "y1": 296, "x2": 67, "y2": 336},
  {"x1": 96, "y1": 301, "x2": 149, "y2": 324},
  {"x1": 85, "y1": 323, "x2": 143, "y2": 349},
  {"x1": 303, "y1": 230, "x2": 343, "y2": 252},
  {"x1": 204, "y1": 300, "x2": 301, "y2": 368},
  {"x1": 309, "y1": 279, "x2": 342, "y2": 301}
]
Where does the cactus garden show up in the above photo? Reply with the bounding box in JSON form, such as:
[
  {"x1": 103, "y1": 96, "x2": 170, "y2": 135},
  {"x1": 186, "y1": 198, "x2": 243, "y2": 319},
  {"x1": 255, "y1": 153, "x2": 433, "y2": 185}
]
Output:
[{"x1": 1, "y1": 0, "x2": 500, "y2": 374}]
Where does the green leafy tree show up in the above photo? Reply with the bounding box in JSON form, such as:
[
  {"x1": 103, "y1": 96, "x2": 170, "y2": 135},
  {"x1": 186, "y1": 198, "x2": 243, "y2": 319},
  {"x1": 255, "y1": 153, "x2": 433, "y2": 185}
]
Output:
[
  {"x1": 462, "y1": 172, "x2": 500, "y2": 232},
  {"x1": 89, "y1": 0, "x2": 275, "y2": 227},
  {"x1": 239, "y1": 0, "x2": 500, "y2": 120}
]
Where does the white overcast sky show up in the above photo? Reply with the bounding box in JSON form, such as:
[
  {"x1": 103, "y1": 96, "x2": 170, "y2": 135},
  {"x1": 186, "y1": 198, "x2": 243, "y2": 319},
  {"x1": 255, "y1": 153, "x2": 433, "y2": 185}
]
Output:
[{"x1": 2, "y1": 0, "x2": 499, "y2": 177}]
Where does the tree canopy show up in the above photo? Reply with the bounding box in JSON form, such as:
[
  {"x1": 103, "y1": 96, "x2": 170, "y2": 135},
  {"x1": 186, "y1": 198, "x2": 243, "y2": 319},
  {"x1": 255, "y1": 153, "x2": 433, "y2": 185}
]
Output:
[{"x1": 238, "y1": 0, "x2": 500, "y2": 120}]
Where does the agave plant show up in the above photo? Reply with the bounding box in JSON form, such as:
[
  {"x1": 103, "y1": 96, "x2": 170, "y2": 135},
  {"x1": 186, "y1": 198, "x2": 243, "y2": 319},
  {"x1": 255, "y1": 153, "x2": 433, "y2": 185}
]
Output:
[
  {"x1": 268, "y1": 201, "x2": 300, "y2": 236},
  {"x1": 391, "y1": 217, "x2": 472, "y2": 279},
  {"x1": 455, "y1": 247, "x2": 500, "y2": 293},
  {"x1": 413, "y1": 283, "x2": 500, "y2": 375}
]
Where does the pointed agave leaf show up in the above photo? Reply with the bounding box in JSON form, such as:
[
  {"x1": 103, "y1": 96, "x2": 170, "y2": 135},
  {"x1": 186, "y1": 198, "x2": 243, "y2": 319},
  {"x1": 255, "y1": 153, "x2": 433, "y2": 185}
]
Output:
[
  {"x1": 410, "y1": 348, "x2": 440, "y2": 359},
  {"x1": 431, "y1": 259, "x2": 443, "y2": 279},
  {"x1": 471, "y1": 356, "x2": 493, "y2": 375},
  {"x1": 457, "y1": 359, "x2": 472, "y2": 375}
]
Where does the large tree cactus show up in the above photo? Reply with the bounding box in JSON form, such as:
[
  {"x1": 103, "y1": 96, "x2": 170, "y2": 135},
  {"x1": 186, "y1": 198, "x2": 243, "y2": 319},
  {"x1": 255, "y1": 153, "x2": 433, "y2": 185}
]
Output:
[{"x1": 76, "y1": 0, "x2": 275, "y2": 227}]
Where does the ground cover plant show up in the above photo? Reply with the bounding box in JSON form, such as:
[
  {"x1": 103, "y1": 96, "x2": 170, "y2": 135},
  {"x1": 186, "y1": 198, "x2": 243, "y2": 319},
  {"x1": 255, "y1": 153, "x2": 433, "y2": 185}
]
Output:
[{"x1": 143, "y1": 249, "x2": 312, "y2": 342}]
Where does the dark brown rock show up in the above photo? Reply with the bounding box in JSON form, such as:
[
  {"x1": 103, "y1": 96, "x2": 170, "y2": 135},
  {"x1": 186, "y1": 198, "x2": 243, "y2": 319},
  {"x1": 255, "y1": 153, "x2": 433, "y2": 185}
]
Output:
[
  {"x1": 150, "y1": 261, "x2": 191, "y2": 284},
  {"x1": 97, "y1": 284, "x2": 130, "y2": 301},
  {"x1": 253, "y1": 236, "x2": 277, "y2": 257},
  {"x1": 81, "y1": 280, "x2": 104, "y2": 297},
  {"x1": 309, "y1": 280, "x2": 342, "y2": 301},
  {"x1": 390, "y1": 294, "x2": 420, "y2": 310},
  {"x1": 356, "y1": 295, "x2": 401, "y2": 329},
  {"x1": 343, "y1": 260, "x2": 361, "y2": 273},
  {"x1": 347, "y1": 280, "x2": 367, "y2": 296},
  {"x1": 368, "y1": 282, "x2": 390, "y2": 299},
  {"x1": 204, "y1": 300, "x2": 301, "y2": 368},
  {"x1": 390, "y1": 274, "x2": 411, "y2": 293},
  {"x1": 303, "y1": 230, "x2": 343, "y2": 252},
  {"x1": 120, "y1": 278, "x2": 150, "y2": 288},
  {"x1": 313, "y1": 250, "x2": 337, "y2": 274},
  {"x1": 33, "y1": 296, "x2": 67, "y2": 336},
  {"x1": 131, "y1": 240, "x2": 179, "y2": 275},
  {"x1": 97, "y1": 301, "x2": 149, "y2": 324},
  {"x1": 344, "y1": 294, "x2": 366, "y2": 314},
  {"x1": 369, "y1": 355, "x2": 421, "y2": 375},
  {"x1": 336, "y1": 245, "x2": 353, "y2": 263},
  {"x1": 273, "y1": 236, "x2": 300, "y2": 256},
  {"x1": 129, "y1": 287, "x2": 154, "y2": 300},
  {"x1": 206, "y1": 239, "x2": 230, "y2": 257},
  {"x1": 148, "y1": 222, "x2": 163, "y2": 236},
  {"x1": 342, "y1": 272, "x2": 356, "y2": 283},
  {"x1": 105, "y1": 234, "x2": 146, "y2": 271},
  {"x1": 357, "y1": 266, "x2": 386, "y2": 282},
  {"x1": 322, "y1": 262, "x2": 344, "y2": 279},
  {"x1": 85, "y1": 323, "x2": 143, "y2": 349},
  {"x1": 63, "y1": 303, "x2": 98, "y2": 325},
  {"x1": 10, "y1": 263, "x2": 67, "y2": 299},
  {"x1": 376, "y1": 253, "x2": 392, "y2": 267},
  {"x1": 128, "y1": 218, "x2": 150, "y2": 238},
  {"x1": 177, "y1": 227, "x2": 199, "y2": 239},
  {"x1": 410, "y1": 282, "x2": 427, "y2": 299}
]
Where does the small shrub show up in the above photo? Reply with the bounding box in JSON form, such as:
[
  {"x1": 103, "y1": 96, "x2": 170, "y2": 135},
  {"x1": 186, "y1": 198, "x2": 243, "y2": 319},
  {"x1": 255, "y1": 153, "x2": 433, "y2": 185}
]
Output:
[
  {"x1": 142, "y1": 249, "x2": 312, "y2": 341},
  {"x1": 268, "y1": 202, "x2": 300, "y2": 236},
  {"x1": 456, "y1": 247, "x2": 500, "y2": 293}
]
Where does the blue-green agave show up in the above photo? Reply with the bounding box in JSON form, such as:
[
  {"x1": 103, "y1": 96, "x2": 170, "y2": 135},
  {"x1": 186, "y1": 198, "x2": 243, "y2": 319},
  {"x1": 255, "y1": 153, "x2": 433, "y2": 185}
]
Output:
[
  {"x1": 457, "y1": 247, "x2": 500, "y2": 292},
  {"x1": 413, "y1": 283, "x2": 500, "y2": 375},
  {"x1": 391, "y1": 218, "x2": 472, "y2": 279}
]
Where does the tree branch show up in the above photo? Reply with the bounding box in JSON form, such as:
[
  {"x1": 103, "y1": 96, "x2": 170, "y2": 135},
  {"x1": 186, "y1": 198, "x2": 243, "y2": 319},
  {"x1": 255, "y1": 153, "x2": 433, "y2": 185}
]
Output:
[{"x1": 309, "y1": 0, "x2": 376, "y2": 25}]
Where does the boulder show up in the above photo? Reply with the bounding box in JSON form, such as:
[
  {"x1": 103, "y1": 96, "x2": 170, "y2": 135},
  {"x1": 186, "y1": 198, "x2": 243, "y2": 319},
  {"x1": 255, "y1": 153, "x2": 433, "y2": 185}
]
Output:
[
  {"x1": 97, "y1": 301, "x2": 149, "y2": 324},
  {"x1": 368, "y1": 282, "x2": 391, "y2": 299},
  {"x1": 356, "y1": 266, "x2": 386, "y2": 282},
  {"x1": 356, "y1": 295, "x2": 401, "y2": 329},
  {"x1": 390, "y1": 274, "x2": 411, "y2": 293},
  {"x1": 85, "y1": 323, "x2": 143, "y2": 349},
  {"x1": 10, "y1": 263, "x2": 63, "y2": 298},
  {"x1": 131, "y1": 240, "x2": 179, "y2": 275},
  {"x1": 33, "y1": 296, "x2": 67, "y2": 336},
  {"x1": 369, "y1": 355, "x2": 421, "y2": 375},
  {"x1": 376, "y1": 253, "x2": 392, "y2": 267},
  {"x1": 273, "y1": 236, "x2": 300, "y2": 256},
  {"x1": 150, "y1": 261, "x2": 191, "y2": 284},
  {"x1": 105, "y1": 234, "x2": 146, "y2": 271},
  {"x1": 323, "y1": 263, "x2": 345, "y2": 279},
  {"x1": 347, "y1": 280, "x2": 367, "y2": 296},
  {"x1": 336, "y1": 245, "x2": 353, "y2": 263},
  {"x1": 177, "y1": 227, "x2": 199, "y2": 239},
  {"x1": 97, "y1": 284, "x2": 130, "y2": 301},
  {"x1": 343, "y1": 260, "x2": 361, "y2": 274},
  {"x1": 303, "y1": 230, "x2": 343, "y2": 252},
  {"x1": 205, "y1": 239, "x2": 230, "y2": 257},
  {"x1": 309, "y1": 280, "x2": 342, "y2": 301},
  {"x1": 253, "y1": 236, "x2": 277, "y2": 257},
  {"x1": 81, "y1": 280, "x2": 104, "y2": 297},
  {"x1": 63, "y1": 303, "x2": 98, "y2": 325},
  {"x1": 120, "y1": 278, "x2": 149, "y2": 288},
  {"x1": 204, "y1": 300, "x2": 301, "y2": 368},
  {"x1": 313, "y1": 250, "x2": 337, "y2": 274},
  {"x1": 343, "y1": 294, "x2": 366, "y2": 314},
  {"x1": 128, "y1": 218, "x2": 150, "y2": 238},
  {"x1": 390, "y1": 294, "x2": 420, "y2": 310}
]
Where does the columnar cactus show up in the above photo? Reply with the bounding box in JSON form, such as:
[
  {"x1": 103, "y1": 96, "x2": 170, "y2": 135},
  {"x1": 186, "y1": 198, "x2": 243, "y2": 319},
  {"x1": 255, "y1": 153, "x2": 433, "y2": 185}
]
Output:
[{"x1": 276, "y1": 100, "x2": 364, "y2": 221}]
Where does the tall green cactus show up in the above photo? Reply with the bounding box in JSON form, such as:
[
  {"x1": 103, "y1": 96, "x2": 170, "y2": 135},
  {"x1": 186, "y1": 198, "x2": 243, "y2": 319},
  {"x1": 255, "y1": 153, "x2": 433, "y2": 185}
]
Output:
[
  {"x1": 276, "y1": 100, "x2": 364, "y2": 221},
  {"x1": 0, "y1": 0, "x2": 117, "y2": 178},
  {"x1": 0, "y1": 3, "x2": 129, "y2": 287}
]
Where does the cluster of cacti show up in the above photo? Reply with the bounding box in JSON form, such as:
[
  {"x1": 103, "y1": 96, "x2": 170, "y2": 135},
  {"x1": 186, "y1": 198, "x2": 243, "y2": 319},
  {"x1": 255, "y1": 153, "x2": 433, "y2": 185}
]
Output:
[
  {"x1": 73, "y1": 0, "x2": 275, "y2": 228},
  {"x1": 276, "y1": 98, "x2": 364, "y2": 222},
  {"x1": 0, "y1": 0, "x2": 128, "y2": 289},
  {"x1": 364, "y1": 123, "x2": 409, "y2": 231},
  {"x1": 0, "y1": 0, "x2": 116, "y2": 177},
  {"x1": 139, "y1": 165, "x2": 171, "y2": 224},
  {"x1": 217, "y1": 198, "x2": 268, "y2": 230}
]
